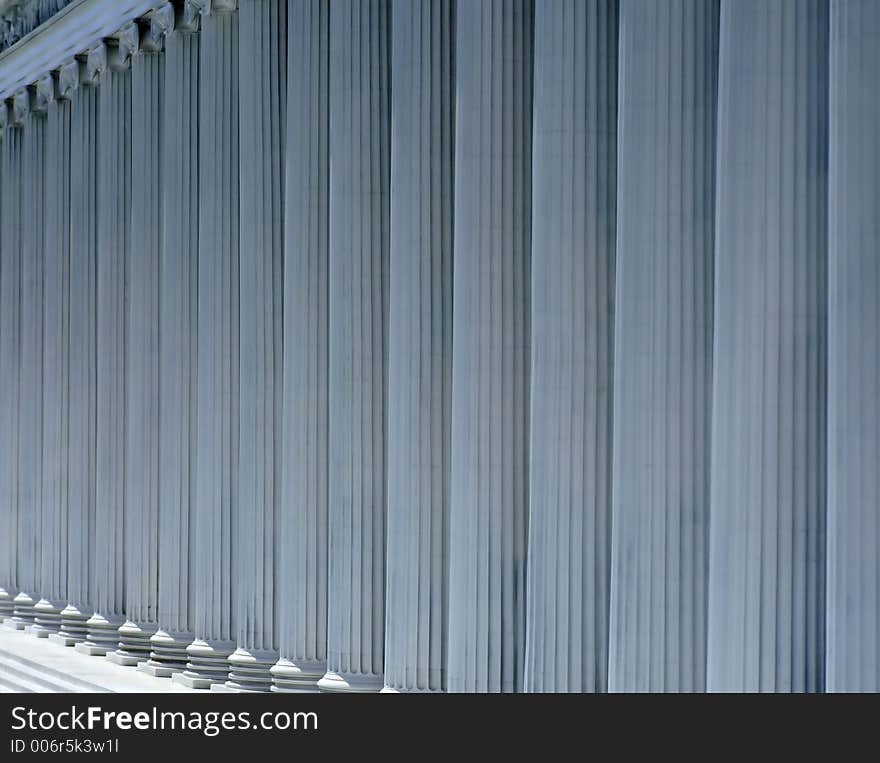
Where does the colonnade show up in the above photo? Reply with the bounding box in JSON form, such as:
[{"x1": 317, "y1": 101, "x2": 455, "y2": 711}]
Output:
[{"x1": 0, "y1": 0, "x2": 878, "y2": 693}]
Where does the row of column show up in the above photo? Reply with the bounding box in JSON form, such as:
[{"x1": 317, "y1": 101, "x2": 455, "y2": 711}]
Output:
[{"x1": 0, "y1": 0, "x2": 878, "y2": 693}]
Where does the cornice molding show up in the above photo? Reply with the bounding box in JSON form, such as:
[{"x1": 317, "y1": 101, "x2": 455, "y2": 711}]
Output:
[{"x1": 0, "y1": 0, "x2": 164, "y2": 100}]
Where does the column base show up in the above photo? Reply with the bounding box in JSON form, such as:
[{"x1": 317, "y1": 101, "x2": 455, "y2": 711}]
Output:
[
  {"x1": 171, "y1": 639, "x2": 234, "y2": 689},
  {"x1": 317, "y1": 670, "x2": 384, "y2": 693},
  {"x1": 75, "y1": 613, "x2": 126, "y2": 656},
  {"x1": 270, "y1": 658, "x2": 325, "y2": 693},
  {"x1": 49, "y1": 604, "x2": 92, "y2": 646},
  {"x1": 219, "y1": 648, "x2": 278, "y2": 692},
  {"x1": 106, "y1": 621, "x2": 158, "y2": 666},
  {"x1": 0, "y1": 585, "x2": 16, "y2": 618},
  {"x1": 11, "y1": 591, "x2": 36, "y2": 629},
  {"x1": 137, "y1": 629, "x2": 192, "y2": 677},
  {"x1": 30, "y1": 598, "x2": 65, "y2": 637}
]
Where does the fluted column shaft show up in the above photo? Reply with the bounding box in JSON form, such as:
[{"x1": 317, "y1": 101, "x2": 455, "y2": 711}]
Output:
[
  {"x1": 383, "y1": 0, "x2": 455, "y2": 694},
  {"x1": 114, "y1": 21, "x2": 167, "y2": 667},
  {"x1": 525, "y1": 0, "x2": 616, "y2": 694},
  {"x1": 177, "y1": 0, "x2": 239, "y2": 688},
  {"x1": 272, "y1": 0, "x2": 329, "y2": 694},
  {"x1": 0, "y1": 113, "x2": 23, "y2": 621},
  {"x1": 707, "y1": 0, "x2": 829, "y2": 692},
  {"x1": 14, "y1": 100, "x2": 48, "y2": 630},
  {"x1": 227, "y1": 0, "x2": 285, "y2": 692},
  {"x1": 79, "y1": 39, "x2": 134, "y2": 657},
  {"x1": 320, "y1": 0, "x2": 390, "y2": 693},
  {"x1": 38, "y1": 76, "x2": 72, "y2": 637},
  {"x1": 826, "y1": 0, "x2": 880, "y2": 692},
  {"x1": 608, "y1": 0, "x2": 717, "y2": 693},
  {"x1": 447, "y1": 0, "x2": 534, "y2": 693},
  {"x1": 57, "y1": 72, "x2": 98, "y2": 646},
  {"x1": 146, "y1": 4, "x2": 200, "y2": 679}
]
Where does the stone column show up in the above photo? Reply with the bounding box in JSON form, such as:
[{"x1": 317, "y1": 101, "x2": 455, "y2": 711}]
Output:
[
  {"x1": 142, "y1": 0, "x2": 200, "y2": 679},
  {"x1": 174, "y1": 0, "x2": 239, "y2": 689},
  {"x1": 826, "y1": 0, "x2": 880, "y2": 692},
  {"x1": 607, "y1": 0, "x2": 717, "y2": 693},
  {"x1": 35, "y1": 70, "x2": 71, "y2": 638},
  {"x1": 220, "y1": 0, "x2": 285, "y2": 692},
  {"x1": 110, "y1": 9, "x2": 171, "y2": 667},
  {"x1": 383, "y1": 0, "x2": 454, "y2": 694},
  {"x1": 525, "y1": 0, "x2": 616, "y2": 694},
  {"x1": 318, "y1": 0, "x2": 391, "y2": 694},
  {"x1": 707, "y1": 0, "x2": 829, "y2": 692},
  {"x1": 0, "y1": 101, "x2": 22, "y2": 626},
  {"x1": 447, "y1": 0, "x2": 533, "y2": 693},
  {"x1": 77, "y1": 28, "x2": 137, "y2": 657},
  {"x1": 52, "y1": 57, "x2": 98, "y2": 648},
  {"x1": 14, "y1": 88, "x2": 47, "y2": 632},
  {"x1": 272, "y1": 0, "x2": 329, "y2": 694}
]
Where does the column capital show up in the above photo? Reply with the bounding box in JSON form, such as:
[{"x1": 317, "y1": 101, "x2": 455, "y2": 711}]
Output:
[
  {"x1": 107, "y1": 22, "x2": 139, "y2": 70},
  {"x1": 140, "y1": 3, "x2": 175, "y2": 53},
  {"x1": 11, "y1": 89, "x2": 29, "y2": 125},
  {"x1": 56, "y1": 60, "x2": 80, "y2": 100},
  {"x1": 31, "y1": 76, "x2": 55, "y2": 114},
  {"x1": 176, "y1": 0, "x2": 202, "y2": 32},
  {"x1": 0, "y1": 101, "x2": 8, "y2": 131},
  {"x1": 82, "y1": 43, "x2": 107, "y2": 86},
  {"x1": 202, "y1": 0, "x2": 236, "y2": 14}
]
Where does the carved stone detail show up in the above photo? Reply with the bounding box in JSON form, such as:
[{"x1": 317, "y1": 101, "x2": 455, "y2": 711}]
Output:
[
  {"x1": 56, "y1": 60, "x2": 79, "y2": 100},
  {"x1": 140, "y1": 2, "x2": 174, "y2": 52},
  {"x1": 107, "y1": 23, "x2": 138, "y2": 70},
  {"x1": 32, "y1": 76, "x2": 54, "y2": 114},
  {"x1": 176, "y1": 0, "x2": 201, "y2": 33},
  {"x1": 83, "y1": 44, "x2": 107, "y2": 86},
  {"x1": 11, "y1": 89, "x2": 28, "y2": 125}
]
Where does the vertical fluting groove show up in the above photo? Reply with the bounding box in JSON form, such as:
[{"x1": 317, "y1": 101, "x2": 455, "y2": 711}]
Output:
[
  {"x1": 180, "y1": 2, "x2": 239, "y2": 687},
  {"x1": 118, "y1": 46, "x2": 164, "y2": 664},
  {"x1": 525, "y1": 0, "x2": 617, "y2": 694},
  {"x1": 608, "y1": 0, "x2": 717, "y2": 693},
  {"x1": 273, "y1": 0, "x2": 330, "y2": 693},
  {"x1": 384, "y1": 0, "x2": 455, "y2": 694},
  {"x1": 448, "y1": 0, "x2": 534, "y2": 693},
  {"x1": 39, "y1": 93, "x2": 71, "y2": 625},
  {"x1": 708, "y1": 0, "x2": 828, "y2": 692},
  {"x1": 321, "y1": 0, "x2": 390, "y2": 692},
  {"x1": 0, "y1": 120, "x2": 23, "y2": 617},
  {"x1": 826, "y1": 0, "x2": 880, "y2": 693},
  {"x1": 230, "y1": 0, "x2": 285, "y2": 691},
  {"x1": 82, "y1": 61, "x2": 132, "y2": 654},
  {"x1": 14, "y1": 107, "x2": 48, "y2": 628},
  {"x1": 62, "y1": 81, "x2": 98, "y2": 643},
  {"x1": 150, "y1": 20, "x2": 199, "y2": 678}
]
